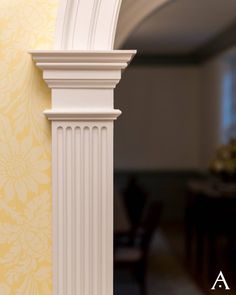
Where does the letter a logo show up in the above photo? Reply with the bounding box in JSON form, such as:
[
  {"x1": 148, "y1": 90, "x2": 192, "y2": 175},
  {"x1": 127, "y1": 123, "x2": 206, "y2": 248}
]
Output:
[{"x1": 211, "y1": 271, "x2": 230, "y2": 290}]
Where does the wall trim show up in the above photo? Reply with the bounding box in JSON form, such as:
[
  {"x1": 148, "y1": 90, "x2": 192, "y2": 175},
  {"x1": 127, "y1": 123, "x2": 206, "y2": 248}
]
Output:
[
  {"x1": 30, "y1": 49, "x2": 135, "y2": 295},
  {"x1": 30, "y1": 0, "x2": 139, "y2": 294}
]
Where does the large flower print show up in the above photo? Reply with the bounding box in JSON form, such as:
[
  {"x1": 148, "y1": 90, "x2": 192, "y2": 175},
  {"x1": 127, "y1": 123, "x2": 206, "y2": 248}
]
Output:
[
  {"x1": 0, "y1": 193, "x2": 52, "y2": 294},
  {"x1": 0, "y1": 0, "x2": 57, "y2": 293},
  {"x1": 0, "y1": 136, "x2": 50, "y2": 202}
]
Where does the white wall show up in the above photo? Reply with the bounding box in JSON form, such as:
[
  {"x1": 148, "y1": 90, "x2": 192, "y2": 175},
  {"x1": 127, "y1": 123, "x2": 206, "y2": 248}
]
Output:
[{"x1": 114, "y1": 66, "x2": 201, "y2": 170}]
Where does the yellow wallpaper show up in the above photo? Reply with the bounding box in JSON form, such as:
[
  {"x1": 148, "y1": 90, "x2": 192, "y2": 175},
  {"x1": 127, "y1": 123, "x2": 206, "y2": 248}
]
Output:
[{"x1": 0, "y1": 0, "x2": 58, "y2": 294}]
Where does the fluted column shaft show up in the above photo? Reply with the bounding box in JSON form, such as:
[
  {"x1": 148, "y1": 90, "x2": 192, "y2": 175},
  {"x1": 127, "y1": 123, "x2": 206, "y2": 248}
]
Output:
[{"x1": 52, "y1": 120, "x2": 113, "y2": 295}]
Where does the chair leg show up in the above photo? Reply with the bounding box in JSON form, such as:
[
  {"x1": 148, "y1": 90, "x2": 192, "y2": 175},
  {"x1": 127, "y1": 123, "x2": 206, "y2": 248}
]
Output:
[{"x1": 133, "y1": 260, "x2": 147, "y2": 295}]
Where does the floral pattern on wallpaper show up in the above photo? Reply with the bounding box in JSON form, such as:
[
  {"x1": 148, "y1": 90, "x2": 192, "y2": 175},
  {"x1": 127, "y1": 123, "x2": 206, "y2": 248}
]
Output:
[{"x1": 0, "y1": 0, "x2": 58, "y2": 294}]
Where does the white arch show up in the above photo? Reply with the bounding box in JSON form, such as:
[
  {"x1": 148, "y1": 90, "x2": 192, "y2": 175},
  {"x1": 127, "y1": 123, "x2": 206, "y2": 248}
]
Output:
[
  {"x1": 115, "y1": 0, "x2": 174, "y2": 48},
  {"x1": 55, "y1": 0, "x2": 122, "y2": 50},
  {"x1": 55, "y1": 0, "x2": 174, "y2": 50}
]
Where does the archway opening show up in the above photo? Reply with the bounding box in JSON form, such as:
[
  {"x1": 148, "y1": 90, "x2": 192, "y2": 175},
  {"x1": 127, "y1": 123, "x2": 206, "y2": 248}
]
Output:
[{"x1": 113, "y1": 0, "x2": 236, "y2": 294}]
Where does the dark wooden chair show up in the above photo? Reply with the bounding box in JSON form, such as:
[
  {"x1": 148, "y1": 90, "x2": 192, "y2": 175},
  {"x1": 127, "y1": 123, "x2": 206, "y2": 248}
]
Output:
[
  {"x1": 114, "y1": 201, "x2": 162, "y2": 295},
  {"x1": 114, "y1": 176, "x2": 148, "y2": 247}
]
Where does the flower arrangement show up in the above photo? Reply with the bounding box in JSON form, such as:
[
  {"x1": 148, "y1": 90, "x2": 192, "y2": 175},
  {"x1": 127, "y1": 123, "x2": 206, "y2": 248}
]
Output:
[{"x1": 209, "y1": 139, "x2": 236, "y2": 182}]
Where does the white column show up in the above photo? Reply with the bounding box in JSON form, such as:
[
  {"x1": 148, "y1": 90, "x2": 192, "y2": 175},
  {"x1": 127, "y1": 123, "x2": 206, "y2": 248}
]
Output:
[{"x1": 30, "y1": 50, "x2": 135, "y2": 295}]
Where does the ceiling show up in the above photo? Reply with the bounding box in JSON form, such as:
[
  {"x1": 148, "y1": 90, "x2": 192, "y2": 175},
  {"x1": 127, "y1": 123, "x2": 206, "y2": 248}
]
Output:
[{"x1": 123, "y1": 0, "x2": 236, "y2": 57}]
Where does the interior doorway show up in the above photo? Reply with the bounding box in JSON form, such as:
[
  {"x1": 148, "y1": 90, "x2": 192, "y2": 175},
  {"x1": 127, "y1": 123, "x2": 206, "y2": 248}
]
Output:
[{"x1": 113, "y1": 0, "x2": 236, "y2": 294}]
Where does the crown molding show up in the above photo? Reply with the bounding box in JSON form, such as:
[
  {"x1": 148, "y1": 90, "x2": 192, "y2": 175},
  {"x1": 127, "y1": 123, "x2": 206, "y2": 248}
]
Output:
[
  {"x1": 30, "y1": 50, "x2": 136, "y2": 89},
  {"x1": 30, "y1": 50, "x2": 136, "y2": 63}
]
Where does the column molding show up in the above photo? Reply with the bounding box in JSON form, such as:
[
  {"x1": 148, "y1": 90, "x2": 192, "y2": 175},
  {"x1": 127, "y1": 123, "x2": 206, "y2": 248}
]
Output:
[
  {"x1": 30, "y1": 50, "x2": 136, "y2": 295},
  {"x1": 55, "y1": 0, "x2": 122, "y2": 50}
]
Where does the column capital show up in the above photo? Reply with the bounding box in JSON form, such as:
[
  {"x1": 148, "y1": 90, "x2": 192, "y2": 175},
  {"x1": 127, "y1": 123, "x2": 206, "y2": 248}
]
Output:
[
  {"x1": 30, "y1": 50, "x2": 136, "y2": 89},
  {"x1": 30, "y1": 50, "x2": 136, "y2": 121}
]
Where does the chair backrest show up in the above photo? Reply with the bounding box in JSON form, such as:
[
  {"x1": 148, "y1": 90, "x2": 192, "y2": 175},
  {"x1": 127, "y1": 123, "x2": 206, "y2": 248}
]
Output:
[
  {"x1": 140, "y1": 201, "x2": 163, "y2": 252},
  {"x1": 123, "y1": 176, "x2": 148, "y2": 232}
]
